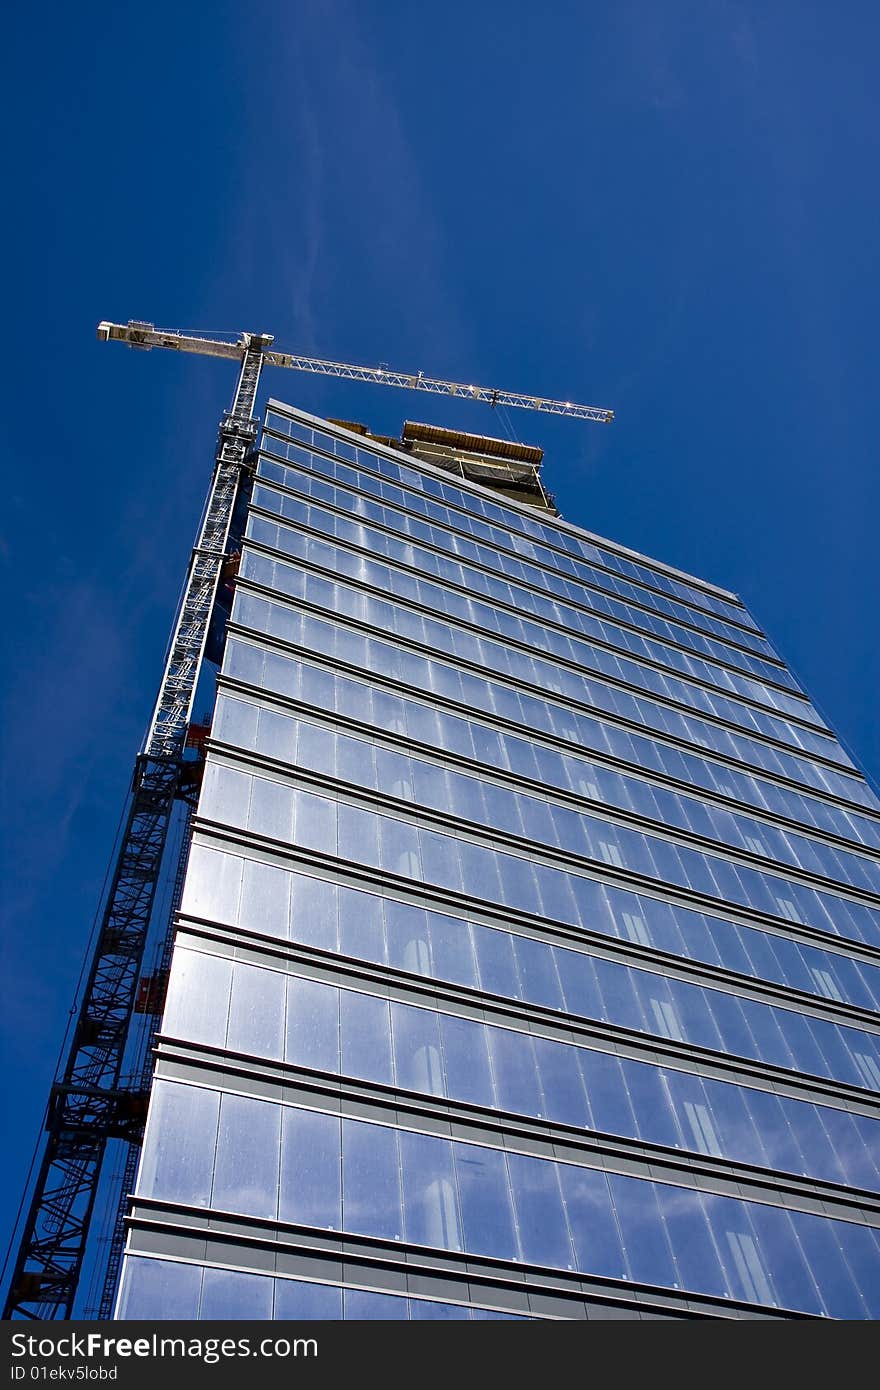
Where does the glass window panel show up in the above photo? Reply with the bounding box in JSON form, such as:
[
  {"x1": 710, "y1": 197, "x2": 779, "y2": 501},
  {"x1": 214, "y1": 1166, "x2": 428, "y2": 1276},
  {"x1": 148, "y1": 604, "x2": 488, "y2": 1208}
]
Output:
[
  {"x1": 296, "y1": 716, "x2": 339, "y2": 771},
  {"x1": 685, "y1": 1074, "x2": 760, "y2": 1164},
  {"x1": 512, "y1": 935, "x2": 564, "y2": 1010},
  {"x1": 391, "y1": 1002, "x2": 445, "y2": 1097},
  {"x1": 664, "y1": 977, "x2": 723, "y2": 1052},
  {"x1": 336, "y1": 732, "x2": 375, "y2": 788},
  {"x1": 385, "y1": 900, "x2": 430, "y2": 975},
  {"x1": 787, "y1": 1103, "x2": 848, "y2": 1185},
  {"x1": 279, "y1": 1106, "x2": 342, "y2": 1230},
  {"x1": 835, "y1": 1222, "x2": 880, "y2": 1319},
  {"x1": 745, "y1": 1203, "x2": 824, "y2": 1315},
  {"x1": 507, "y1": 1151, "x2": 573, "y2": 1270},
  {"x1": 488, "y1": 1027, "x2": 543, "y2": 1117},
  {"x1": 137, "y1": 1080, "x2": 218, "y2": 1207},
  {"x1": 558, "y1": 1164, "x2": 626, "y2": 1280},
  {"x1": 625, "y1": 1062, "x2": 682, "y2": 1150},
  {"x1": 593, "y1": 957, "x2": 647, "y2": 1033},
  {"x1": 213, "y1": 694, "x2": 259, "y2": 750},
  {"x1": 378, "y1": 811, "x2": 422, "y2": 878},
  {"x1": 340, "y1": 988, "x2": 392, "y2": 1085},
  {"x1": 736, "y1": 997, "x2": 794, "y2": 1071},
  {"x1": 428, "y1": 912, "x2": 477, "y2": 988},
  {"x1": 418, "y1": 828, "x2": 461, "y2": 891},
  {"x1": 273, "y1": 1279, "x2": 343, "y2": 1320},
  {"x1": 344, "y1": 1289, "x2": 410, "y2": 1320},
  {"x1": 518, "y1": 795, "x2": 558, "y2": 848},
  {"x1": 496, "y1": 852, "x2": 542, "y2": 915},
  {"x1": 342, "y1": 1118, "x2": 403, "y2": 1242},
  {"x1": 181, "y1": 844, "x2": 242, "y2": 924},
  {"x1": 454, "y1": 1142, "x2": 518, "y2": 1262},
  {"x1": 226, "y1": 960, "x2": 285, "y2": 1061},
  {"x1": 338, "y1": 804, "x2": 380, "y2": 867},
  {"x1": 557, "y1": 949, "x2": 604, "y2": 1021},
  {"x1": 400, "y1": 1129, "x2": 462, "y2": 1251},
  {"x1": 459, "y1": 838, "x2": 502, "y2": 902},
  {"x1": 661, "y1": 1188, "x2": 729, "y2": 1299},
  {"x1": 820, "y1": 1109, "x2": 878, "y2": 1190},
  {"x1": 707, "y1": 991, "x2": 757, "y2": 1061},
  {"x1": 201, "y1": 764, "x2": 251, "y2": 829},
  {"x1": 375, "y1": 747, "x2": 413, "y2": 801},
  {"x1": 161, "y1": 948, "x2": 231, "y2": 1049},
  {"x1": 710, "y1": 924, "x2": 753, "y2": 977},
  {"x1": 642, "y1": 983, "x2": 684, "y2": 1043},
  {"x1": 535, "y1": 863, "x2": 579, "y2": 923},
  {"x1": 411, "y1": 761, "x2": 451, "y2": 808},
  {"x1": 578, "y1": 1049, "x2": 638, "y2": 1139},
  {"x1": 826, "y1": 1029, "x2": 875, "y2": 1090},
  {"x1": 532, "y1": 1036, "x2": 591, "y2": 1128},
  {"x1": 338, "y1": 887, "x2": 386, "y2": 964},
  {"x1": 263, "y1": 600, "x2": 303, "y2": 647},
  {"x1": 248, "y1": 775, "x2": 293, "y2": 842},
  {"x1": 200, "y1": 1267, "x2": 273, "y2": 1321},
  {"x1": 851, "y1": 1112, "x2": 880, "y2": 1186},
  {"x1": 787, "y1": 1212, "x2": 868, "y2": 1320},
  {"x1": 409, "y1": 1298, "x2": 471, "y2": 1320},
  {"x1": 449, "y1": 771, "x2": 489, "y2": 826},
  {"x1": 404, "y1": 702, "x2": 443, "y2": 748},
  {"x1": 255, "y1": 706, "x2": 296, "y2": 763},
  {"x1": 290, "y1": 874, "x2": 338, "y2": 952},
  {"x1": 654, "y1": 904, "x2": 703, "y2": 962},
  {"x1": 116, "y1": 1256, "x2": 202, "y2": 1321},
  {"x1": 285, "y1": 976, "x2": 339, "y2": 1073},
  {"x1": 212, "y1": 1093, "x2": 280, "y2": 1220},
  {"x1": 610, "y1": 1174, "x2": 678, "y2": 1290},
  {"x1": 738, "y1": 927, "x2": 786, "y2": 989},
  {"x1": 239, "y1": 857, "x2": 291, "y2": 940},
  {"x1": 741, "y1": 1087, "x2": 804, "y2": 1175},
  {"x1": 704, "y1": 1195, "x2": 774, "y2": 1307},
  {"x1": 473, "y1": 926, "x2": 521, "y2": 1000},
  {"x1": 440, "y1": 1013, "x2": 495, "y2": 1108},
  {"x1": 294, "y1": 789, "x2": 338, "y2": 854}
]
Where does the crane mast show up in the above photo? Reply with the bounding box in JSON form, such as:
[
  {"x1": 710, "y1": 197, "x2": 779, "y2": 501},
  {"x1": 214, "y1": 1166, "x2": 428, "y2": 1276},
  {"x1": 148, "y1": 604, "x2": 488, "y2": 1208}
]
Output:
[
  {"x1": 4, "y1": 319, "x2": 612, "y2": 1321},
  {"x1": 3, "y1": 337, "x2": 267, "y2": 1321}
]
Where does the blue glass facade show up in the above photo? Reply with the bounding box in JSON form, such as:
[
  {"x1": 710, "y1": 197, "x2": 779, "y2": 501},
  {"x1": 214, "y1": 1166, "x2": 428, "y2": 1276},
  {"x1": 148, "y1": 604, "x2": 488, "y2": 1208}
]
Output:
[{"x1": 117, "y1": 402, "x2": 880, "y2": 1320}]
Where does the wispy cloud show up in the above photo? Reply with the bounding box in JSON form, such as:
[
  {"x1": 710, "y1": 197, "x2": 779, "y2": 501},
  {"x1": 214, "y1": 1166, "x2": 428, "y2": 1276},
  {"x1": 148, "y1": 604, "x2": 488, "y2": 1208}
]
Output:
[{"x1": 257, "y1": 0, "x2": 472, "y2": 367}]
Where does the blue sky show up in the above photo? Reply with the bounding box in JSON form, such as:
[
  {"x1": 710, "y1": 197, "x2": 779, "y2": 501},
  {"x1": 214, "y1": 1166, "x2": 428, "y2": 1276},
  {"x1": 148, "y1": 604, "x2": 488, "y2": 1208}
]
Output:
[{"x1": 2, "y1": 1, "x2": 878, "y2": 1286}]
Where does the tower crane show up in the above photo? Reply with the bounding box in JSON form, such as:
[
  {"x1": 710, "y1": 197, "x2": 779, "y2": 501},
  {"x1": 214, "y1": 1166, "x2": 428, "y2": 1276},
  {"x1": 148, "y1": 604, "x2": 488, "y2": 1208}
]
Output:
[
  {"x1": 3, "y1": 320, "x2": 612, "y2": 1322},
  {"x1": 96, "y1": 321, "x2": 615, "y2": 424}
]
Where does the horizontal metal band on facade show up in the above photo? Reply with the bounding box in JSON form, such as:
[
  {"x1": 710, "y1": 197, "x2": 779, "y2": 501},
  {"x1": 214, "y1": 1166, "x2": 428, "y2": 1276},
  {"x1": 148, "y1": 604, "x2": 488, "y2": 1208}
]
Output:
[
  {"x1": 125, "y1": 1204, "x2": 779, "y2": 1320},
  {"x1": 183, "y1": 820, "x2": 880, "y2": 1030},
  {"x1": 241, "y1": 532, "x2": 842, "y2": 779},
  {"x1": 254, "y1": 444, "x2": 778, "y2": 669},
  {"x1": 262, "y1": 404, "x2": 750, "y2": 618},
  {"x1": 152, "y1": 1038, "x2": 880, "y2": 1223},
  {"x1": 212, "y1": 676, "x2": 880, "y2": 904},
  {"x1": 247, "y1": 482, "x2": 796, "y2": 706},
  {"x1": 173, "y1": 908, "x2": 880, "y2": 1116},
  {"x1": 200, "y1": 742, "x2": 880, "y2": 962},
  {"x1": 220, "y1": 620, "x2": 880, "y2": 860},
  {"x1": 228, "y1": 580, "x2": 870, "y2": 819}
]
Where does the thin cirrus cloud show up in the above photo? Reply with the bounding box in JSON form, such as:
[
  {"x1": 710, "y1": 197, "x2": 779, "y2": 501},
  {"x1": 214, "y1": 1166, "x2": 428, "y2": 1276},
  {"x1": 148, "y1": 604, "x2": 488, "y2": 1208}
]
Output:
[{"x1": 257, "y1": 0, "x2": 472, "y2": 368}]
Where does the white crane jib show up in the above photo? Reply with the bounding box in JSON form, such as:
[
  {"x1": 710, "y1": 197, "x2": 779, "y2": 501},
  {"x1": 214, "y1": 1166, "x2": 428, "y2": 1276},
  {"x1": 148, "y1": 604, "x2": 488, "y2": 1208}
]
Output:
[{"x1": 96, "y1": 321, "x2": 614, "y2": 424}]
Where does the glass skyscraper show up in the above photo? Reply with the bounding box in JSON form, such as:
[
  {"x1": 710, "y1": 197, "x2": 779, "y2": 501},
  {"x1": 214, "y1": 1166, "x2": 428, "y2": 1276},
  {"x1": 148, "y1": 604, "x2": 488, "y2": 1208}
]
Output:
[{"x1": 115, "y1": 399, "x2": 880, "y2": 1320}]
